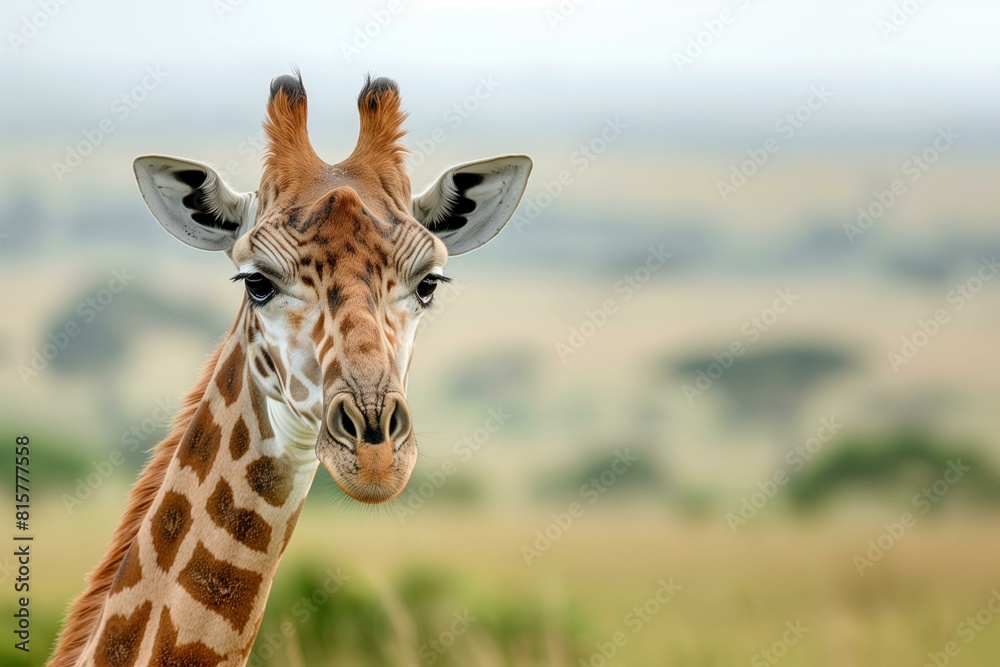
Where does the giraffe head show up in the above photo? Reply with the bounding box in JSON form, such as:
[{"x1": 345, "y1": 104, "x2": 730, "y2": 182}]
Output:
[{"x1": 133, "y1": 73, "x2": 531, "y2": 503}]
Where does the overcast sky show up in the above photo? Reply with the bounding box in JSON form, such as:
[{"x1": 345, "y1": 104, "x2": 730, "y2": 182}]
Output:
[
  {"x1": 3, "y1": 0, "x2": 998, "y2": 75},
  {"x1": 2, "y1": 0, "x2": 998, "y2": 205},
  {"x1": 2, "y1": 0, "x2": 997, "y2": 139}
]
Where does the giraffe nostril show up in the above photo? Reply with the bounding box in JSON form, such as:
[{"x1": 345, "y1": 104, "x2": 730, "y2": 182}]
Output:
[
  {"x1": 327, "y1": 394, "x2": 364, "y2": 445},
  {"x1": 385, "y1": 395, "x2": 411, "y2": 444},
  {"x1": 340, "y1": 408, "x2": 357, "y2": 439},
  {"x1": 327, "y1": 393, "x2": 411, "y2": 447}
]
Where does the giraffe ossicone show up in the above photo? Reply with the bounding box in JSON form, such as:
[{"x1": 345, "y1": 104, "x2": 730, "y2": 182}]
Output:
[{"x1": 48, "y1": 72, "x2": 531, "y2": 667}]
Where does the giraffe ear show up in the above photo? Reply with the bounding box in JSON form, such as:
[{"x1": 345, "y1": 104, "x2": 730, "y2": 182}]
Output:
[
  {"x1": 133, "y1": 155, "x2": 257, "y2": 252},
  {"x1": 412, "y1": 155, "x2": 532, "y2": 256}
]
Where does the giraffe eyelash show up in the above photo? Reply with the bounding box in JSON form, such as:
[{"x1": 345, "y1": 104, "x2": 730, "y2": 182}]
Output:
[
  {"x1": 415, "y1": 274, "x2": 450, "y2": 309},
  {"x1": 233, "y1": 272, "x2": 278, "y2": 307}
]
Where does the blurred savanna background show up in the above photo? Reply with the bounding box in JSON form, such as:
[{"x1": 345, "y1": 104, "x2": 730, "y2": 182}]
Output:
[{"x1": 2, "y1": 0, "x2": 999, "y2": 665}]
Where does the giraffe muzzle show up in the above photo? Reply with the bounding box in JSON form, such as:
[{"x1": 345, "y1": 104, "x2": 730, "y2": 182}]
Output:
[{"x1": 318, "y1": 392, "x2": 415, "y2": 503}]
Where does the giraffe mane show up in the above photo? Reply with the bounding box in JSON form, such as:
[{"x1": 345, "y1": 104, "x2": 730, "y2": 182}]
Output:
[{"x1": 46, "y1": 341, "x2": 226, "y2": 667}]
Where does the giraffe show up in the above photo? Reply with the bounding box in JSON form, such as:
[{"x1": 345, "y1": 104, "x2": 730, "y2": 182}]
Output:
[{"x1": 47, "y1": 72, "x2": 532, "y2": 667}]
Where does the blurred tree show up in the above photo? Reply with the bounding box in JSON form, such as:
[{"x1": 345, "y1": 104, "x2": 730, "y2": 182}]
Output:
[
  {"x1": 786, "y1": 432, "x2": 1000, "y2": 510},
  {"x1": 669, "y1": 342, "x2": 860, "y2": 452},
  {"x1": 0, "y1": 427, "x2": 93, "y2": 489}
]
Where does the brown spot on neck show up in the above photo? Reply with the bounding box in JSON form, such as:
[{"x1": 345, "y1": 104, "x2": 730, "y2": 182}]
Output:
[
  {"x1": 246, "y1": 455, "x2": 294, "y2": 507},
  {"x1": 177, "y1": 541, "x2": 264, "y2": 632},
  {"x1": 151, "y1": 606, "x2": 225, "y2": 667},
  {"x1": 177, "y1": 403, "x2": 222, "y2": 484},
  {"x1": 206, "y1": 479, "x2": 272, "y2": 553},
  {"x1": 215, "y1": 344, "x2": 245, "y2": 406},
  {"x1": 93, "y1": 600, "x2": 152, "y2": 667},
  {"x1": 108, "y1": 542, "x2": 142, "y2": 594},
  {"x1": 229, "y1": 416, "x2": 251, "y2": 461},
  {"x1": 150, "y1": 491, "x2": 193, "y2": 572}
]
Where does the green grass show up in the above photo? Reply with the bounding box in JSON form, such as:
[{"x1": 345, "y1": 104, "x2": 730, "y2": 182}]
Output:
[{"x1": 13, "y1": 491, "x2": 1000, "y2": 667}]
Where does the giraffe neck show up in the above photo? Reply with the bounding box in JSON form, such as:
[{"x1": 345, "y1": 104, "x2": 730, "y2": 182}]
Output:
[{"x1": 54, "y1": 331, "x2": 320, "y2": 667}]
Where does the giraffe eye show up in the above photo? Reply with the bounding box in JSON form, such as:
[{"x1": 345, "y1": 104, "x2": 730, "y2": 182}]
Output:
[
  {"x1": 244, "y1": 273, "x2": 276, "y2": 305},
  {"x1": 415, "y1": 275, "x2": 440, "y2": 306}
]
